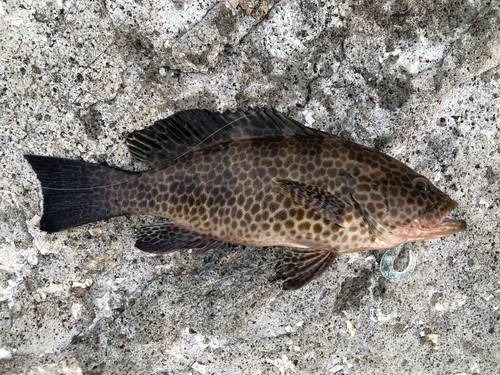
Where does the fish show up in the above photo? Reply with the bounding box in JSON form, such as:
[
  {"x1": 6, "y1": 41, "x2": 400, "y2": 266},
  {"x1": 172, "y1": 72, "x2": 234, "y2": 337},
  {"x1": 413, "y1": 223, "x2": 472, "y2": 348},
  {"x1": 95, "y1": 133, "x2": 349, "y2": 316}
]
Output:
[{"x1": 25, "y1": 108, "x2": 466, "y2": 290}]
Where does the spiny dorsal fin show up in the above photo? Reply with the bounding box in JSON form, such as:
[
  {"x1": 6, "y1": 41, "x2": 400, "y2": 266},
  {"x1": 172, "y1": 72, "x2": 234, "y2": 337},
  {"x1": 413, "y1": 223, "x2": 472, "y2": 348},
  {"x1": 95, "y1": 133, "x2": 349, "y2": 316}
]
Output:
[
  {"x1": 274, "y1": 248, "x2": 338, "y2": 290},
  {"x1": 127, "y1": 108, "x2": 328, "y2": 166},
  {"x1": 135, "y1": 222, "x2": 222, "y2": 254},
  {"x1": 273, "y1": 178, "x2": 352, "y2": 226}
]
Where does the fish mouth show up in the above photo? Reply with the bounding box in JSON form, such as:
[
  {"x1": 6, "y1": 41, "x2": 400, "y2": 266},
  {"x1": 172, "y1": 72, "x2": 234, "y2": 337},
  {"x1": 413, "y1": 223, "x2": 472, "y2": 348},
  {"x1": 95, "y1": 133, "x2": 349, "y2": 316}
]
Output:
[{"x1": 413, "y1": 200, "x2": 466, "y2": 241}]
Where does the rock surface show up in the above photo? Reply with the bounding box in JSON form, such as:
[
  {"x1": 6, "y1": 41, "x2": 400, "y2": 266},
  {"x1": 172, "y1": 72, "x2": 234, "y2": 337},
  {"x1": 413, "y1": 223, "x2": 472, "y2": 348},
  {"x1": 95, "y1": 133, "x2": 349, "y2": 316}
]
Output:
[{"x1": 1, "y1": 0, "x2": 499, "y2": 374}]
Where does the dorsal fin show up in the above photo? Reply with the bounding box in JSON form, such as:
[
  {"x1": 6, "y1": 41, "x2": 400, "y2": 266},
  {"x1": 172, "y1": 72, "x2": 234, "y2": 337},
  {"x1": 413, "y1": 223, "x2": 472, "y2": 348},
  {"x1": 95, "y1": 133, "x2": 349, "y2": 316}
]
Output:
[{"x1": 126, "y1": 108, "x2": 328, "y2": 166}]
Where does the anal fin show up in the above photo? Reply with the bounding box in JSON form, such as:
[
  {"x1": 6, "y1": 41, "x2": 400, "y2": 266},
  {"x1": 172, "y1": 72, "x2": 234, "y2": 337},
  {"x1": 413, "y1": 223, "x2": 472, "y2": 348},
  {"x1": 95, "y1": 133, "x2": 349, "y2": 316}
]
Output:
[
  {"x1": 135, "y1": 222, "x2": 221, "y2": 254},
  {"x1": 274, "y1": 248, "x2": 338, "y2": 290}
]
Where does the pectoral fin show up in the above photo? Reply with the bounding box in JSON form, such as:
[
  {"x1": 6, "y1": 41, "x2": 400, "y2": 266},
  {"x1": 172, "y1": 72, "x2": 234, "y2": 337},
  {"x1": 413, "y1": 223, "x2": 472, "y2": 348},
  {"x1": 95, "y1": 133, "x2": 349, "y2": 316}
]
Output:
[
  {"x1": 274, "y1": 248, "x2": 338, "y2": 290},
  {"x1": 136, "y1": 222, "x2": 221, "y2": 254},
  {"x1": 273, "y1": 178, "x2": 351, "y2": 226}
]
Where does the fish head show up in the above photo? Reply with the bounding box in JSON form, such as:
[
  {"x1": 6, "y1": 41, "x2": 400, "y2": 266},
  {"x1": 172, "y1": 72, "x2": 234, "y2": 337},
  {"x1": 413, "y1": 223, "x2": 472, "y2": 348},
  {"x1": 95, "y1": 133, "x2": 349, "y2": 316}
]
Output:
[
  {"x1": 346, "y1": 157, "x2": 466, "y2": 246},
  {"x1": 386, "y1": 174, "x2": 467, "y2": 243}
]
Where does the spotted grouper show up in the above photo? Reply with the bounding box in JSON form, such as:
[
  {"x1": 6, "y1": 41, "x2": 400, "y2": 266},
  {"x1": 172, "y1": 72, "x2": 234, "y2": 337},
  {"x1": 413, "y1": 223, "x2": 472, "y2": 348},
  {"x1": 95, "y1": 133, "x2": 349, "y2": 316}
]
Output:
[{"x1": 25, "y1": 109, "x2": 466, "y2": 289}]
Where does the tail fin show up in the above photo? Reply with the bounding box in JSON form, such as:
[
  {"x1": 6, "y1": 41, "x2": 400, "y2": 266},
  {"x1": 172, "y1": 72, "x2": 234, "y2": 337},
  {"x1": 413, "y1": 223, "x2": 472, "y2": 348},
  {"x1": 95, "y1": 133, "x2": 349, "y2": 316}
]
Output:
[{"x1": 25, "y1": 155, "x2": 137, "y2": 232}]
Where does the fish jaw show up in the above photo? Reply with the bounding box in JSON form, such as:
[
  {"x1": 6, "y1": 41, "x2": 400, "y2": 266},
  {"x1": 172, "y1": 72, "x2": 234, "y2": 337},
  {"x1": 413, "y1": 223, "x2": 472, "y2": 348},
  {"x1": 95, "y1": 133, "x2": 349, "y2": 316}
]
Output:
[{"x1": 408, "y1": 199, "x2": 466, "y2": 242}]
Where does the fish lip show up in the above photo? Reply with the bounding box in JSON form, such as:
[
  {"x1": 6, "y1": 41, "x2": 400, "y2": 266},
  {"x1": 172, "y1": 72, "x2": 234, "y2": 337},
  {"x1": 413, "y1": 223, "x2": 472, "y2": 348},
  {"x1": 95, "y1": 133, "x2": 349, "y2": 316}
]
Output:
[
  {"x1": 436, "y1": 200, "x2": 466, "y2": 230},
  {"x1": 436, "y1": 216, "x2": 467, "y2": 232},
  {"x1": 416, "y1": 199, "x2": 466, "y2": 240}
]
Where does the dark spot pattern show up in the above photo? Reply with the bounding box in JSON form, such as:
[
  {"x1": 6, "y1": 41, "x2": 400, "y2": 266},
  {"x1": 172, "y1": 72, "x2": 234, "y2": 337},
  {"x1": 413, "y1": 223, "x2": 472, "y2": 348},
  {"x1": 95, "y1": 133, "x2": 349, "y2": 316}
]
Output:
[{"x1": 27, "y1": 109, "x2": 463, "y2": 291}]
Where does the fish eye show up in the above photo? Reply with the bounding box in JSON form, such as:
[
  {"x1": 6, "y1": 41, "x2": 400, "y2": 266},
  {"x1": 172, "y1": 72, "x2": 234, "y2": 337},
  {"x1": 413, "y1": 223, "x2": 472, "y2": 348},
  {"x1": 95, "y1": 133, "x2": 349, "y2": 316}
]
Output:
[{"x1": 412, "y1": 177, "x2": 429, "y2": 192}]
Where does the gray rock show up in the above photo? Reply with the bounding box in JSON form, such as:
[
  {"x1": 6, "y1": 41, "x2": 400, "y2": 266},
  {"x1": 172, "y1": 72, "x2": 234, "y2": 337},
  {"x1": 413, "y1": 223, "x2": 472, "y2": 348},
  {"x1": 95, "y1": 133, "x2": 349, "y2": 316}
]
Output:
[{"x1": 1, "y1": 0, "x2": 499, "y2": 374}]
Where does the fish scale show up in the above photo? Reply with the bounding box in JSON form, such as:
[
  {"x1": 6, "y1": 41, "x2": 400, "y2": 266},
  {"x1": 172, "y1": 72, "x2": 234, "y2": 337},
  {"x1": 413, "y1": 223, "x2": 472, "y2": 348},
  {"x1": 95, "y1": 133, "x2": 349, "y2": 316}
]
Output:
[
  {"x1": 25, "y1": 108, "x2": 466, "y2": 290},
  {"x1": 125, "y1": 138, "x2": 363, "y2": 251}
]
